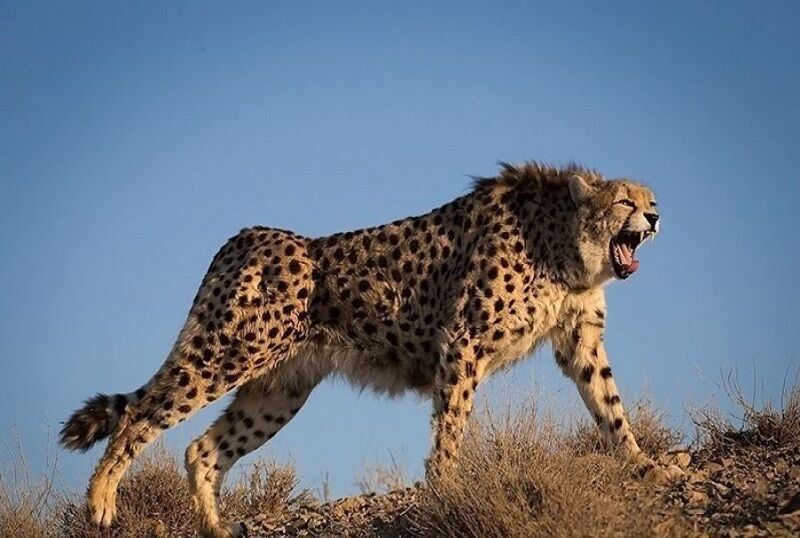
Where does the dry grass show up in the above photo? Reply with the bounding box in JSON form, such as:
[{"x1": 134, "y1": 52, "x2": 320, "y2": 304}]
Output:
[
  {"x1": 409, "y1": 403, "x2": 677, "y2": 538},
  {"x1": 356, "y1": 452, "x2": 407, "y2": 495},
  {"x1": 222, "y1": 459, "x2": 310, "y2": 525},
  {"x1": 0, "y1": 437, "x2": 60, "y2": 538},
  {"x1": 693, "y1": 370, "x2": 800, "y2": 451},
  {"x1": 564, "y1": 397, "x2": 684, "y2": 457},
  {"x1": 1, "y1": 376, "x2": 798, "y2": 537},
  {"x1": 57, "y1": 444, "x2": 195, "y2": 537},
  {"x1": 0, "y1": 442, "x2": 305, "y2": 537}
]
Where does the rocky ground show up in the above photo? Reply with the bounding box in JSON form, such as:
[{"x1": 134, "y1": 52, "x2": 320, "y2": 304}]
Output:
[
  {"x1": 247, "y1": 486, "x2": 420, "y2": 537},
  {"x1": 658, "y1": 437, "x2": 800, "y2": 537},
  {"x1": 246, "y1": 442, "x2": 800, "y2": 538}
]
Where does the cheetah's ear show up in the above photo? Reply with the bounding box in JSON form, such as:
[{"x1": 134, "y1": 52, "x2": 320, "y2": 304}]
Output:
[{"x1": 568, "y1": 175, "x2": 597, "y2": 206}]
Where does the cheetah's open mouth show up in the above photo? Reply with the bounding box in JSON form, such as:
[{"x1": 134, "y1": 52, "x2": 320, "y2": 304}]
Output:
[{"x1": 610, "y1": 230, "x2": 652, "y2": 279}]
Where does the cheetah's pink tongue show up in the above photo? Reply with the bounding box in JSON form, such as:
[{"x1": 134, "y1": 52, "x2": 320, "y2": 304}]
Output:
[{"x1": 617, "y1": 244, "x2": 640, "y2": 274}]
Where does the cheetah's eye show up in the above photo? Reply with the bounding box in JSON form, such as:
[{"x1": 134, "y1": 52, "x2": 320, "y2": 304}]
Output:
[{"x1": 614, "y1": 199, "x2": 636, "y2": 209}]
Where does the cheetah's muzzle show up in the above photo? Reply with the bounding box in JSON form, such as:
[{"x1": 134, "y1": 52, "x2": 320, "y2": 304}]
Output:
[{"x1": 610, "y1": 230, "x2": 651, "y2": 279}]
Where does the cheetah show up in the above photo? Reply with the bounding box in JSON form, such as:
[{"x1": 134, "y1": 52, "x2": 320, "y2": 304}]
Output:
[{"x1": 61, "y1": 162, "x2": 680, "y2": 537}]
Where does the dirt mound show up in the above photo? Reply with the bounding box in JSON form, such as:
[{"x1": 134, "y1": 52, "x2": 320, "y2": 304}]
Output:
[
  {"x1": 247, "y1": 487, "x2": 419, "y2": 537},
  {"x1": 660, "y1": 437, "x2": 800, "y2": 536},
  {"x1": 244, "y1": 444, "x2": 799, "y2": 538}
]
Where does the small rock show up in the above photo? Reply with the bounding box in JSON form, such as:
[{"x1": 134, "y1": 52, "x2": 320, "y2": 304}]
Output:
[
  {"x1": 689, "y1": 470, "x2": 709, "y2": 483},
  {"x1": 154, "y1": 520, "x2": 168, "y2": 537},
  {"x1": 706, "y1": 462, "x2": 724, "y2": 474},
  {"x1": 687, "y1": 489, "x2": 709, "y2": 506},
  {"x1": 711, "y1": 481, "x2": 730, "y2": 496},
  {"x1": 659, "y1": 451, "x2": 692, "y2": 469},
  {"x1": 674, "y1": 452, "x2": 692, "y2": 468},
  {"x1": 652, "y1": 517, "x2": 677, "y2": 534},
  {"x1": 775, "y1": 458, "x2": 789, "y2": 473},
  {"x1": 779, "y1": 491, "x2": 800, "y2": 515}
]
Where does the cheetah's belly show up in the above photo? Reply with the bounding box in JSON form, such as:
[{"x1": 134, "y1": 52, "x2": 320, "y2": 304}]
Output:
[{"x1": 292, "y1": 339, "x2": 436, "y2": 398}]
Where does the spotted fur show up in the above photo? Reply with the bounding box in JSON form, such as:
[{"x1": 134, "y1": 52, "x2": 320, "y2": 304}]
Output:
[{"x1": 62, "y1": 162, "x2": 680, "y2": 538}]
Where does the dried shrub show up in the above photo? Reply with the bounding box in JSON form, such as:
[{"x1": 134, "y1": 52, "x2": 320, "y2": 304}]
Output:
[
  {"x1": 355, "y1": 452, "x2": 407, "y2": 495},
  {"x1": 223, "y1": 459, "x2": 304, "y2": 523},
  {"x1": 0, "y1": 438, "x2": 60, "y2": 538},
  {"x1": 410, "y1": 404, "x2": 664, "y2": 538},
  {"x1": 565, "y1": 397, "x2": 684, "y2": 457},
  {"x1": 58, "y1": 443, "x2": 194, "y2": 537},
  {"x1": 693, "y1": 371, "x2": 800, "y2": 451}
]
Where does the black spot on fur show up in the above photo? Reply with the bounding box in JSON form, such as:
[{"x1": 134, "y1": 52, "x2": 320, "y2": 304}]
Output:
[{"x1": 581, "y1": 365, "x2": 594, "y2": 383}]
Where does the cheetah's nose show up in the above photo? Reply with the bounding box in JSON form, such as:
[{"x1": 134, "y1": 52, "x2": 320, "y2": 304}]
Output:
[{"x1": 644, "y1": 213, "x2": 659, "y2": 231}]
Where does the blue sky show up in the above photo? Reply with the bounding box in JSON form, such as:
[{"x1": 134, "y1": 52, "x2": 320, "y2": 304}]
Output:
[{"x1": 1, "y1": 1, "x2": 799, "y2": 497}]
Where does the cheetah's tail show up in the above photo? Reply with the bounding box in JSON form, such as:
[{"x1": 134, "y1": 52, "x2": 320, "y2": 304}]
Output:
[{"x1": 59, "y1": 387, "x2": 146, "y2": 451}]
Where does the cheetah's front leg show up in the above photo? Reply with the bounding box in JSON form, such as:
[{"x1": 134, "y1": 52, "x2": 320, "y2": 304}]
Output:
[
  {"x1": 425, "y1": 345, "x2": 482, "y2": 480},
  {"x1": 551, "y1": 311, "x2": 683, "y2": 483}
]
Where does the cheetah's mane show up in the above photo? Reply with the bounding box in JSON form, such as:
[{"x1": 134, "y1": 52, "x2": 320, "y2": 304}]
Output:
[{"x1": 471, "y1": 161, "x2": 604, "y2": 193}]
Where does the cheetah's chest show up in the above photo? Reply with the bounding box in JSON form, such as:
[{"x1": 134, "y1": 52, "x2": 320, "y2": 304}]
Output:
[{"x1": 482, "y1": 290, "x2": 566, "y2": 377}]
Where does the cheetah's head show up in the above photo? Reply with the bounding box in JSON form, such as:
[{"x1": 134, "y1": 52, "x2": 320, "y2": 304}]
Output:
[{"x1": 569, "y1": 175, "x2": 659, "y2": 283}]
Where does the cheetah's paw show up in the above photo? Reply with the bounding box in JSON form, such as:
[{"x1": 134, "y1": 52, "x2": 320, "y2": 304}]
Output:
[
  {"x1": 88, "y1": 486, "x2": 117, "y2": 527},
  {"x1": 202, "y1": 522, "x2": 248, "y2": 538},
  {"x1": 642, "y1": 463, "x2": 685, "y2": 485}
]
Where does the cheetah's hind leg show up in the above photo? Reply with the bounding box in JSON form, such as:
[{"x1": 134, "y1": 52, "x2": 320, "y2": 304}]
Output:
[
  {"x1": 186, "y1": 365, "x2": 324, "y2": 538},
  {"x1": 85, "y1": 340, "x2": 248, "y2": 527}
]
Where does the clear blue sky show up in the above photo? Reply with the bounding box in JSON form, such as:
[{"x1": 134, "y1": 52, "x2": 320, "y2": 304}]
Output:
[{"x1": 2, "y1": 1, "x2": 799, "y2": 497}]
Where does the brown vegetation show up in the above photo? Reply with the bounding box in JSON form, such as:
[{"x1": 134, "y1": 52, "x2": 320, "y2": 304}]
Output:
[{"x1": 2, "y1": 379, "x2": 799, "y2": 537}]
